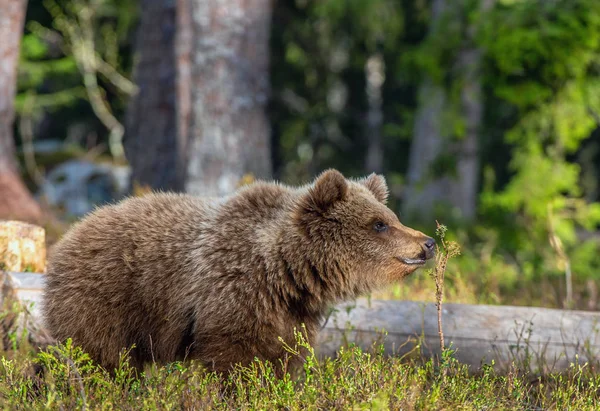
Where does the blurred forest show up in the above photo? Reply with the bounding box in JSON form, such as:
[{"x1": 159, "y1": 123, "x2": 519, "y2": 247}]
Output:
[{"x1": 1, "y1": 0, "x2": 600, "y2": 310}]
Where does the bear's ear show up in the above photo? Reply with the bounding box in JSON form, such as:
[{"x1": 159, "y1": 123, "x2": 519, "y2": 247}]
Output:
[
  {"x1": 302, "y1": 169, "x2": 348, "y2": 214},
  {"x1": 359, "y1": 173, "x2": 388, "y2": 204}
]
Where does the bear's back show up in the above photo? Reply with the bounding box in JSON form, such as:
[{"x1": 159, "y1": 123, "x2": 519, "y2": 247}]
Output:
[
  {"x1": 46, "y1": 192, "x2": 216, "y2": 285},
  {"x1": 42, "y1": 193, "x2": 219, "y2": 369}
]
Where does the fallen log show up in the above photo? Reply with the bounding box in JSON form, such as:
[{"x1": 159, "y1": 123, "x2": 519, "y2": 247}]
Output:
[
  {"x1": 317, "y1": 298, "x2": 600, "y2": 374},
  {"x1": 8, "y1": 275, "x2": 600, "y2": 374},
  {"x1": 3, "y1": 271, "x2": 46, "y2": 320}
]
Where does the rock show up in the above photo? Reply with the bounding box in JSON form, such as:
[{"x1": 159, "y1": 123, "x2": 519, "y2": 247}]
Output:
[{"x1": 39, "y1": 160, "x2": 131, "y2": 217}]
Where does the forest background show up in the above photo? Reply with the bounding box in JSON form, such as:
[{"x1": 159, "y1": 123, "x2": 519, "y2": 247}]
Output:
[{"x1": 2, "y1": 0, "x2": 600, "y2": 311}]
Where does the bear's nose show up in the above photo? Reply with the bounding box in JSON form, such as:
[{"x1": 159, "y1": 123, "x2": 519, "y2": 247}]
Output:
[{"x1": 422, "y1": 237, "x2": 436, "y2": 260}]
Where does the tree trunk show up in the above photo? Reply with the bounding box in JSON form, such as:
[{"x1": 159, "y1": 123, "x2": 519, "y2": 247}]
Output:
[
  {"x1": 0, "y1": 0, "x2": 42, "y2": 223},
  {"x1": 403, "y1": 79, "x2": 447, "y2": 217},
  {"x1": 403, "y1": 0, "x2": 493, "y2": 222},
  {"x1": 176, "y1": 0, "x2": 193, "y2": 192},
  {"x1": 365, "y1": 53, "x2": 385, "y2": 174},
  {"x1": 125, "y1": 0, "x2": 273, "y2": 196},
  {"x1": 124, "y1": 0, "x2": 185, "y2": 192},
  {"x1": 452, "y1": 49, "x2": 484, "y2": 220},
  {"x1": 184, "y1": 0, "x2": 273, "y2": 196}
]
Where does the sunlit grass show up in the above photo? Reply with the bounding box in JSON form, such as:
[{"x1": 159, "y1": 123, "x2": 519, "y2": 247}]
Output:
[{"x1": 1, "y1": 335, "x2": 599, "y2": 410}]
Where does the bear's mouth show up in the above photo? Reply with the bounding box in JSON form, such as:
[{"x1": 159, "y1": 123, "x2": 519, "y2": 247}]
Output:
[
  {"x1": 397, "y1": 250, "x2": 430, "y2": 266},
  {"x1": 397, "y1": 257, "x2": 427, "y2": 265}
]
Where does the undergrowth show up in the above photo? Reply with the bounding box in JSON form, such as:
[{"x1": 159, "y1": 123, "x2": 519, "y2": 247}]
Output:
[{"x1": 1, "y1": 336, "x2": 600, "y2": 410}]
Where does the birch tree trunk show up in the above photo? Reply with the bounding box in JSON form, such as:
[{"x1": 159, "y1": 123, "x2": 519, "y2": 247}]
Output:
[
  {"x1": 403, "y1": 0, "x2": 494, "y2": 222},
  {"x1": 0, "y1": 0, "x2": 42, "y2": 223},
  {"x1": 184, "y1": 0, "x2": 273, "y2": 196}
]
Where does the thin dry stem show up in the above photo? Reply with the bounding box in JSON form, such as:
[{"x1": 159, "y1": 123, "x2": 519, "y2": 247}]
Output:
[
  {"x1": 433, "y1": 221, "x2": 448, "y2": 353},
  {"x1": 547, "y1": 204, "x2": 573, "y2": 309},
  {"x1": 431, "y1": 220, "x2": 461, "y2": 375},
  {"x1": 434, "y1": 253, "x2": 448, "y2": 352}
]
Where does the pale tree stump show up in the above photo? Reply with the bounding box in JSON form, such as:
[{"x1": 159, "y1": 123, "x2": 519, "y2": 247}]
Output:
[{"x1": 0, "y1": 220, "x2": 52, "y2": 350}]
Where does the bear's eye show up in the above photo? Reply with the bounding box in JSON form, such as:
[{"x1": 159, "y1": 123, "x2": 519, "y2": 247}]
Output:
[{"x1": 373, "y1": 221, "x2": 388, "y2": 233}]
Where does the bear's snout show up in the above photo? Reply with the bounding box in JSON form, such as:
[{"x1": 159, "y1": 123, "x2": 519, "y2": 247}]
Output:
[{"x1": 421, "y1": 237, "x2": 436, "y2": 260}]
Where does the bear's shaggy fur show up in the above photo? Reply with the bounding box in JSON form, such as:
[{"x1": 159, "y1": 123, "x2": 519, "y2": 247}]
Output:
[{"x1": 42, "y1": 169, "x2": 434, "y2": 374}]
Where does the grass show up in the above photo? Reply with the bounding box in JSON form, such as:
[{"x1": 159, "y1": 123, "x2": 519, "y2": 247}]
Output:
[
  {"x1": 0, "y1": 334, "x2": 600, "y2": 410},
  {"x1": 1, "y1": 335, "x2": 600, "y2": 410}
]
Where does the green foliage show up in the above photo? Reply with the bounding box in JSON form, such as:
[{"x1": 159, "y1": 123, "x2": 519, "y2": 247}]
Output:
[
  {"x1": 270, "y1": 0, "x2": 428, "y2": 183},
  {"x1": 480, "y1": 1, "x2": 600, "y2": 109},
  {"x1": 1, "y1": 336, "x2": 600, "y2": 409},
  {"x1": 477, "y1": 0, "x2": 600, "y2": 286},
  {"x1": 404, "y1": 1, "x2": 465, "y2": 85},
  {"x1": 15, "y1": 0, "x2": 137, "y2": 150},
  {"x1": 314, "y1": 0, "x2": 404, "y2": 52},
  {"x1": 17, "y1": 32, "x2": 83, "y2": 114}
]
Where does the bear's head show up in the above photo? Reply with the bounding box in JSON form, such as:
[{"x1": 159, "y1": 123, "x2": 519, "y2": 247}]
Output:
[{"x1": 295, "y1": 169, "x2": 435, "y2": 296}]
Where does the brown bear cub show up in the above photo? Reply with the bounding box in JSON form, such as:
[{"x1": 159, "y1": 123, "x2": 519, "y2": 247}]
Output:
[{"x1": 42, "y1": 169, "x2": 435, "y2": 374}]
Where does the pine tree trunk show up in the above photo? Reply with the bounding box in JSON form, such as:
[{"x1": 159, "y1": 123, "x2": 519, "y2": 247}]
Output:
[
  {"x1": 365, "y1": 53, "x2": 385, "y2": 174},
  {"x1": 404, "y1": 79, "x2": 447, "y2": 218},
  {"x1": 176, "y1": 0, "x2": 193, "y2": 192},
  {"x1": 0, "y1": 0, "x2": 42, "y2": 223},
  {"x1": 184, "y1": 0, "x2": 273, "y2": 196},
  {"x1": 403, "y1": 0, "x2": 493, "y2": 222},
  {"x1": 124, "y1": 0, "x2": 185, "y2": 191}
]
